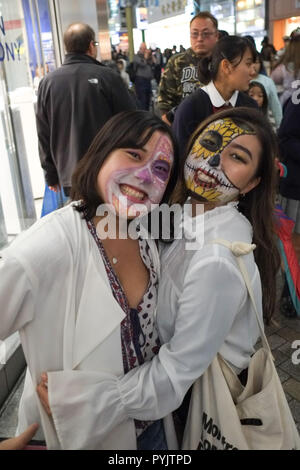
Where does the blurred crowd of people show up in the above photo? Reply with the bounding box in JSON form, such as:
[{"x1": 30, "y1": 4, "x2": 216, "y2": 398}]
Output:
[
  {"x1": 107, "y1": 27, "x2": 300, "y2": 124},
  {"x1": 111, "y1": 43, "x2": 187, "y2": 70}
]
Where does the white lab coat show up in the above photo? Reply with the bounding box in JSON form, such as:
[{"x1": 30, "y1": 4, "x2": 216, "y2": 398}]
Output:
[{"x1": 0, "y1": 204, "x2": 177, "y2": 450}]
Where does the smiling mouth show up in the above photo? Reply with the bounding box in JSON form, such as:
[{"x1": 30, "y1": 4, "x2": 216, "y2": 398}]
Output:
[
  {"x1": 120, "y1": 184, "x2": 147, "y2": 201},
  {"x1": 194, "y1": 168, "x2": 219, "y2": 189},
  {"x1": 186, "y1": 162, "x2": 234, "y2": 190}
]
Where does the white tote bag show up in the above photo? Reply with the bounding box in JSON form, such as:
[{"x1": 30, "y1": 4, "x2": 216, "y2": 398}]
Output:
[{"x1": 182, "y1": 240, "x2": 300, "y2": 450}]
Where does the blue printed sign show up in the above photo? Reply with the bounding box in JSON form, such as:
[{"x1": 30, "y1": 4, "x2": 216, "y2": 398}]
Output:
[{"x1": 0, "y1": 16, "x2": 22, "y2": 62}]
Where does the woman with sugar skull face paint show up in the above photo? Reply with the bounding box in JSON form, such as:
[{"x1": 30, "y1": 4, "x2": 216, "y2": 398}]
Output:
[
  {"x1": 0, "y1": 110, "x2": 179, "y2": 450},
  {"x1": 184, "y1": 115, "x2": 261, "y2": 204},
  {"x1": 23, "y1": 107, "x2": 282, "y2": 450},
  {"x1": 97, "y1": 131, "x2": 174, "y2": 218}
]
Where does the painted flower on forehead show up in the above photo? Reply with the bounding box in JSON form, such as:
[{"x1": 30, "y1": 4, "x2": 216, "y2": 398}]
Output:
[{"x1": 184, "y1": 117, "x2": 255, "y2": 203}]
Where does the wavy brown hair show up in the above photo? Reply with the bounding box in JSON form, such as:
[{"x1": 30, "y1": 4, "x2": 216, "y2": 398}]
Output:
[
  {"x1": 171, "y1": 107, "x2": 281, "y2": 322},
  {"x1": 275, "y1": 37, "x2": 300, "y2": 78}
]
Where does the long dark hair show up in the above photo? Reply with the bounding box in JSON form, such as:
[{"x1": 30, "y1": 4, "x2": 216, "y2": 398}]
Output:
[
  {"x1": 171, "y1": 107, "x2": 280, "y2": 322},
  {"x1": 198, "y1": 35, "x2": 257, "y2": 85},
  {"x1": 71, "y1": 110, "x2": 178, "y2": 220}
]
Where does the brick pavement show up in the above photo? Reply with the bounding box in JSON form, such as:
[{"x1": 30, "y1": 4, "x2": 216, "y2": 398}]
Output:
[{"x1": 264, "y1": 310, "x2": 300, "y2": 434}]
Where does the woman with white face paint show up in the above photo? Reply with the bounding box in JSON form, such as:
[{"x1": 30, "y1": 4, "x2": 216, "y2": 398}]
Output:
[
  {"x1": 31, "y1": 107, "x2": 283, "y2": 450},
  {"x1": 0, "y1": 110, "x2": 178, "y2": 450}
]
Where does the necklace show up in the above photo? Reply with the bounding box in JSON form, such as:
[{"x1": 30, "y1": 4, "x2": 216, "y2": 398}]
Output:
[
  {"x1": 105, "y1": 246, "x2": 118, "y2": 265},
  {"x1": 101, "y1": 240, "x2": 119, "y2": 265},
  {"x1": 93, "y1": 218, "x2": 120, "y2": 265}
]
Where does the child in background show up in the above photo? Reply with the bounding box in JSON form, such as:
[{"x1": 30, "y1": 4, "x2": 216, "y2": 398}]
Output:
[
  {"x1": 251, "y1": 54, "x2": 283, "y2": 128},
  {"x1": 248, "y1": 81, "x2": 276, "y2": 131},
  {"x1": 248, "y1": 81, "x2": 268, "y2": 115}
]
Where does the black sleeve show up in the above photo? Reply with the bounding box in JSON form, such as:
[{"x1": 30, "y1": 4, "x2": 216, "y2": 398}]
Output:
[
  {"x1": 36, "y1": 79, "x2": 59, "y2": 186},
  {"x1": 106, "y1": 72, "x2": 137, "y2": 113},
  {"x1": 278, "y1": 99, "x2": 300, "y2": 164},
  {"x1": 172, "y1": 91, "x2": 211, "y2": 160}
]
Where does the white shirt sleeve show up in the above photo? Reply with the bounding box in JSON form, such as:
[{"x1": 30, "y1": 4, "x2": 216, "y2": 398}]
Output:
[
  {"x1": 0, "y1": 254, "x2": 35, "y2": 340},
  {"x1": 48, "y1": 256, "x2": 246, "y2": 445},
  {"x1": 119, "y1": 256, "x2": 246, "y2": 417}
]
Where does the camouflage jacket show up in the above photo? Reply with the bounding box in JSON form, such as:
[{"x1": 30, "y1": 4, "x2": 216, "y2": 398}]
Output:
[{"x1": 157, "y1": 48, "x2": 203, "y2": 114}]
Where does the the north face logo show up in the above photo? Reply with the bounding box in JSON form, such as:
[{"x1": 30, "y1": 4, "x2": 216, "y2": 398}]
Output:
[{"x1": 88, "y1": 78, "x2": 98, "y2": 84}]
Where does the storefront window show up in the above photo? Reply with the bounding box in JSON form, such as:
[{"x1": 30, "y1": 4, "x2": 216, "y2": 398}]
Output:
[
  {"x1": 0, "y1": 0, "x2": 54, "y2": 242},
  {"x1": 200, "y1": 0, "x2": 235, "y2": 35},
  {"x1": 235, "y1": 0, "x2": 266, "y2": 48},
  {"x1": 22, "y1": 0, "x2": 56, "y2": 84},
  {"x1": 141, "y1": 0, "x2": 194, "y2": 51}
]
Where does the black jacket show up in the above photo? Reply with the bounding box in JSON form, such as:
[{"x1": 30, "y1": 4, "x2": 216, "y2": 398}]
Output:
[
  {"x1": 279, "y1": 98, "x2": 300, "y2": 201},
  {"x1": 36, "y1": 53, "x2": 136, "y2": 188},
  {"x1": 172, "y1": 88, "x2": 258, "y2": 158}
]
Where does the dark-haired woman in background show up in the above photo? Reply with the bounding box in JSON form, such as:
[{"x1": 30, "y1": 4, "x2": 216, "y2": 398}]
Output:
[{"x1": 172, "y1": 35, "x2": 258, "y2": 157}]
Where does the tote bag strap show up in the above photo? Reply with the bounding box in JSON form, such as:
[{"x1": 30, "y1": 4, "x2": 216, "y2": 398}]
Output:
[{"x1": 209, "y1": 238, "x2": 272, "y2": 356}]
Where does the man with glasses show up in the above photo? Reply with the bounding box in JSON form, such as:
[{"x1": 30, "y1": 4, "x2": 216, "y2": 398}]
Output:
[
  {"x1": 36, "y1": 23, "x2": 135, "y2": 197},
  {"x1": 157, "y1": 12, "x2": 219, "y2": 124}
]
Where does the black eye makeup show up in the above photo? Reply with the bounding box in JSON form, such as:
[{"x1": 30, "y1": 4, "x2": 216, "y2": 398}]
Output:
[
  {"x1": 200, "y1": 131, "x2": 223, "y2": 152},
  {"x1": 231, "y1": 120, "x2": 255, "y2": 134},
  {"x1": 127, "y1": 150, "x2": 141, "y2": 160},
  {"x1": 151, "y1": 159, "x2": 171, "y2": 181}
]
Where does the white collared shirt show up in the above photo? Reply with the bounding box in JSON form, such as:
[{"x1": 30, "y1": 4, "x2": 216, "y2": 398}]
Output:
[{"x1": 202, "y1": 81, "x2": 239, "y2": 107}]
